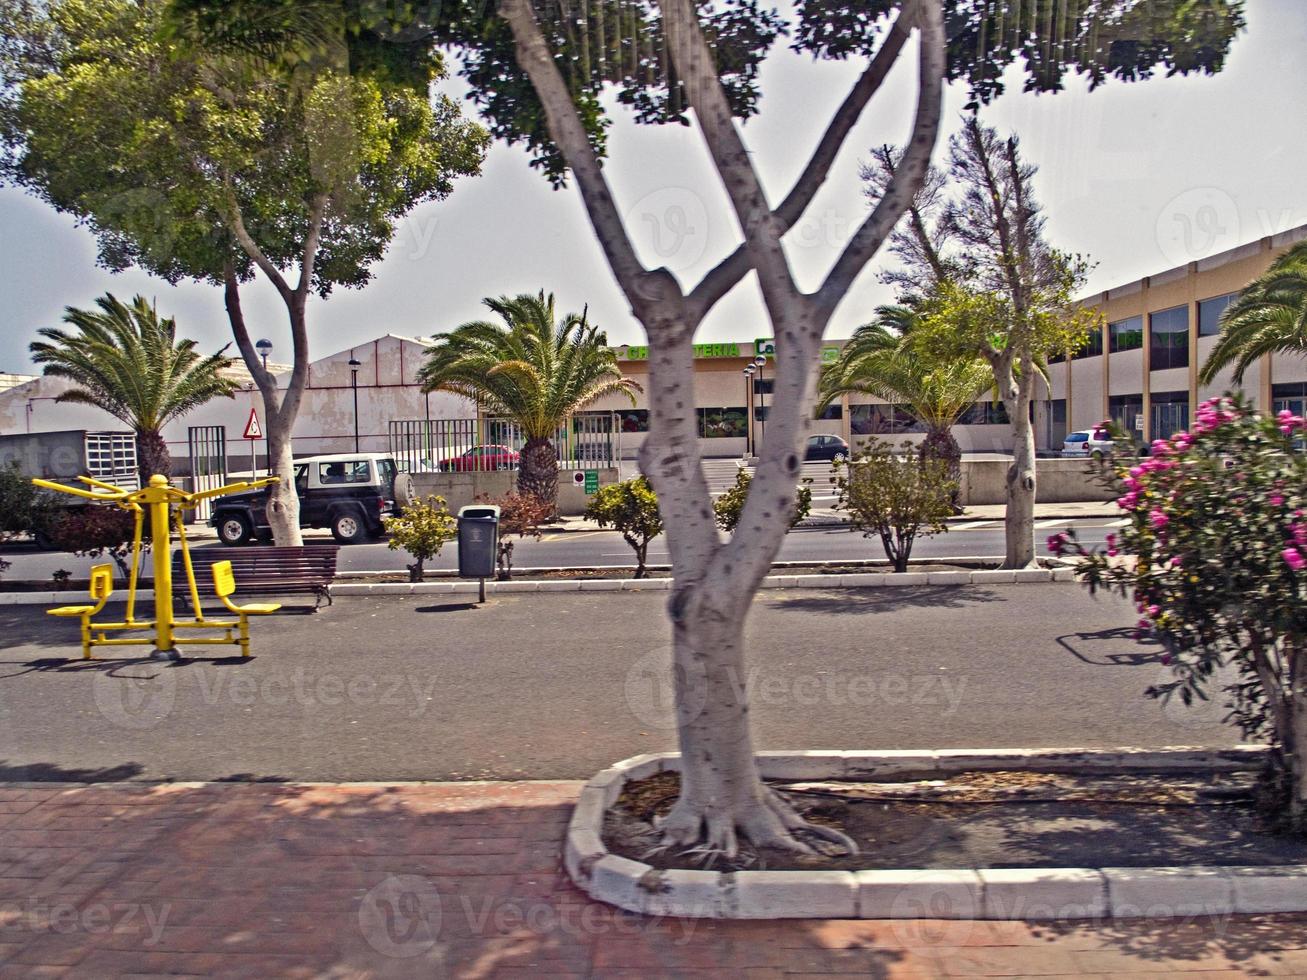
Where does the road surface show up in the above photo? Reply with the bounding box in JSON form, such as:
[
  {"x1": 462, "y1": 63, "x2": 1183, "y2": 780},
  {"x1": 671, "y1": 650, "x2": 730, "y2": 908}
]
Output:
[{"x1": 0, "y1": 584, "x2": 1236, "y2": 783}]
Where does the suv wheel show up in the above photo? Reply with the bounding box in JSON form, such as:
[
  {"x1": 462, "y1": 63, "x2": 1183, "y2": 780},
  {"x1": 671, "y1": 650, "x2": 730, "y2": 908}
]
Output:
[
  {"x1": 331, "y1": 509, "x2": 366, "y2": 544},
  {"x1": 217, "y1": 513, "x2": 254, "y2": 547}
]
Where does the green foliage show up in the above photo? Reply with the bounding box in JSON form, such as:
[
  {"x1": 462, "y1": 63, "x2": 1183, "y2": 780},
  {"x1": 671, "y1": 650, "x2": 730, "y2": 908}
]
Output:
[
  {"x1": 834, "y1": 440, "x2": 954, "y2": 573},
  {"x1": 713, "y1": 468, "x2": 812, "y2": 534},
  {"x1": 1056, "y1": 396, "x2": 1307, "y2": 823},
  {"x1": 1, "y1": 0, "x2": 488, "y2": 293},
  {"x1": 44, "y1": 505, "x2": 143, "y2": 580},
  {"x1": 384, "y1": 494, "x2": 457, "y2": 582},
  {"x1": 585, "y1": 477, "x2": 663, "y2": 578},
  {"x1": 30, "y1": 294, "x2": 239, "y2": 480},
  {"x1": 419, "y1": 292, "x2": 639, "y2": 440},
  {"x1": 161, "y1": 1, "x2": 1243, "y2": 187},
  {"x1": 1200, "y1": 239, "x2": 1307, "y2": 385},
  {"x1": 0, "y1": 462, "x2": 57, "y2": 541}
]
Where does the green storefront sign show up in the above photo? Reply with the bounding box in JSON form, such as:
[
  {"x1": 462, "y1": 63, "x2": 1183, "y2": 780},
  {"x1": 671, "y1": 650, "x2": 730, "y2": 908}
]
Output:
[{"x1": 622, "y1": 342, "x2": 740, "y2": 361}]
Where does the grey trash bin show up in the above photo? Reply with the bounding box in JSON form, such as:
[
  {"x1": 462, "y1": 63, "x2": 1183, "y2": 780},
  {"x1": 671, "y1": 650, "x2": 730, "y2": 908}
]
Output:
[{"x1": 457, "y1": 505, "x2": 500, "y2": 579}]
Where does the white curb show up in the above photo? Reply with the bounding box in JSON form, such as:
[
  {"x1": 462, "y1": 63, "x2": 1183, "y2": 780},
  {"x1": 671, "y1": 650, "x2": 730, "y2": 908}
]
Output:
[
  {"x1": 565, "y1": 747, "x2": 1295, "y2": 920},
  {"x1": 0, "y1": 566, "x2": 1078, "y2": 605}
]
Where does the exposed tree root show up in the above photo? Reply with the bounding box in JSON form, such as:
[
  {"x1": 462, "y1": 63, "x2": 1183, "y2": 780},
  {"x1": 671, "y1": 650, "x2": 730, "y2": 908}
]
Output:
[{"x1": 654, "y1": 785, "x2": 860, "y2": 861}]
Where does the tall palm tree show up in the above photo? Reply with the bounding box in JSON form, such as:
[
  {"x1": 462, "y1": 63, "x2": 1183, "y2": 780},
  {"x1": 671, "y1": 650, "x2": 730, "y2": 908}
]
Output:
[
  {"x1": 30, "y1": 294, "x2": 240, "y2": 486},
  {"x1": 1200, "y1": 239, "x2": 1307, "y2": 385},
  {"x1": 818, "y1": 305, "x2": 993, "y2": 496},
  {"x1": 418, "y1": 291, "x2": 640, "y2": 507}
]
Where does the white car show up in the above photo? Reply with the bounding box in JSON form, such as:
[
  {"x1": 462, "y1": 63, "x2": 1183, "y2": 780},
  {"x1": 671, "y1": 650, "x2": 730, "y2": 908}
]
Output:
[{"x1": 1063, "y1": 427, "x2": 1114, "y2": 459}]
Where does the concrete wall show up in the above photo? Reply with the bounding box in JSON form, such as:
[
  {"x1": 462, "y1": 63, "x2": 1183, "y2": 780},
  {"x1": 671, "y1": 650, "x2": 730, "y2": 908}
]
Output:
[
  {"x1": 957, "y1": 457, "x2": 1116, "y2": 506},
  {"x1": 411, "y1": 468, "x2": 619, "y2": 516}
]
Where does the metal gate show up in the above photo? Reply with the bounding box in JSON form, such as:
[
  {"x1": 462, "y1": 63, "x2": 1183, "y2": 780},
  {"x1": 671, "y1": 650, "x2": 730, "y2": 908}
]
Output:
[
  {"x1": 187, "y1": 425, "x2": 227, "y2": 521},
  {"x1": 388, "y1": 413, "x2": 621, "y2": 473}
]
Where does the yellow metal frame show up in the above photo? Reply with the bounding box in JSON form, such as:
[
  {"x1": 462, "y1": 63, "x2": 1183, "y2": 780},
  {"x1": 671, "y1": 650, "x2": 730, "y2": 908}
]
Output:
[{"x1": 34, "y1": 473, "x2": 279, "y2": 659}]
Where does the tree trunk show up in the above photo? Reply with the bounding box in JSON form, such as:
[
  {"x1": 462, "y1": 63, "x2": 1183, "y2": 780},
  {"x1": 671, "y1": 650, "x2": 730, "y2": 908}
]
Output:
[
  {"x1": 655, "y1": 599, "x2": 814, "y2": 855},
  {"x1": 1000, "y1": 367, "x2": 1037, "y2": 569},
  {"x1": 135, "y1": 429, "x2": 171, "y2": 485},
  {"x1": 1286, "y1": 639, "x2": 1307, "y2": 828},
  {"x1": 517, "y1": 438, "x2": 558, "y2": 509},
  {"x1": 264, "y1": 423, "x2": 302, "y2": 547},
  {"x1": 633, "y1": 540, "x2": 647, "y2": 579}
]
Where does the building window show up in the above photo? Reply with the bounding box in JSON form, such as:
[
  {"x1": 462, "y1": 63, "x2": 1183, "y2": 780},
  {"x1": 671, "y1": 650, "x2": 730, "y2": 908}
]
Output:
[
  {"x1": 815, "y1": 404, "x2": 843, "y2": 421},
  {"x1": 1150, "y1": 390, "x2": 1189, "y2": 441},
  {"x1": 1273, "y1": 382, "x2": 1307, "y2": 418},
  {"x1": 752, "y1": 377, "x2": 774, "y2": 396},
  {"x1": 699, "y1": 407, "x2": 747, "y2": 438},
  {"x1": 1109, "y1": 394, "x2": 1144, "y2": 441},
  {"x1": 848, "y1": 404, "x2": 922, "y2": 435},
  {"x1": 959, "y1": 401, "x2": 1010, "y2": 426},
  {"x1": 619, "y1": 410, "x2": 649, "y2": 433},
  {"x1": 1198, "y1": 293, "x2": 1237, "y2": 337},
  {"x1": 1109, "y1": 315, "x2": 1143, "y2": 353},
  {"x1": 1150, "y1": 306, "x2": 1189, "y2": 371},
  {"x1": 1073, "y1": 326, "x2": 1104, "y2": 360},
  {"x1": 1048, "y1": 398, "x2": 1067, "y2": 447}
]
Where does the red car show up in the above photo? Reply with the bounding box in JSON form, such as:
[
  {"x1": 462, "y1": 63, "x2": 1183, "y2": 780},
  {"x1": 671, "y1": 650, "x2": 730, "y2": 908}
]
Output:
[{"x1": 438, "y1": 445, "x2": 521, "y2": 472}]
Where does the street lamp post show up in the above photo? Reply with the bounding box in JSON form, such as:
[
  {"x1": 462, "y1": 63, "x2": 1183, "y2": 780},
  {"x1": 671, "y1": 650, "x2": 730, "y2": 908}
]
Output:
[
  {"x1": 753, "y1": 354, "x2": 768, "y2": 447},
  {"x1": 255, "y1": 338, "x2": 272, "y2": 373},
  {"x1": 742, "y1": 365, "x2": 756, "y2": 458},
  {"x1": 348, "y1": 357, "x2": 361, "y2": 453}
]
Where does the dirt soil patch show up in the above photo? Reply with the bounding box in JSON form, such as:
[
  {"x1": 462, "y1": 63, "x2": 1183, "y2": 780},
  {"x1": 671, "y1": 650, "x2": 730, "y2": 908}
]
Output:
[{"x1": 604, "y1": 770, "x2": 1307, "y2": 872}]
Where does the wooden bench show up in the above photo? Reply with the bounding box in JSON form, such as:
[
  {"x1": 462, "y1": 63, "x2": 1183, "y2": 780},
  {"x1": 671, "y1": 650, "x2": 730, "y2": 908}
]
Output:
[{"x1": 174, "y1": 545, "x2": 339, "y2": 610}]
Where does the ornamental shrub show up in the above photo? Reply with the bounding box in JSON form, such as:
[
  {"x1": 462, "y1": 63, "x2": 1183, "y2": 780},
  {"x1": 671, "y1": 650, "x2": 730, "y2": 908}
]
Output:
[
  {"x1": 44, "y1": 504, "x2": 144, "y2": 580},
  {"x1": 482, "y1": 490, "x2": 552, "y2": 580},
  {"x1": 1054, "y1": 395, "x2": 1307, "y2": 827},
  {"x1": 384, "y1": 495, "x2": 457, "y2": 582},
  {"x1": 713, "y1": 468, "x2": 813, "y2": 533},
  {"x1": 584, "y1": 477, "x2": 663, "y2": 578},
  {"x1": 833, "y1": 440, "x2": 954, "y2": 573}
]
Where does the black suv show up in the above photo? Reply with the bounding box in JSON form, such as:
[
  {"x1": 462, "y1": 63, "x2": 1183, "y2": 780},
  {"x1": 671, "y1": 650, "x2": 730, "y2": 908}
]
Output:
[{"x1": 211, "y1": 453, "x2": 413, "y2": 545}]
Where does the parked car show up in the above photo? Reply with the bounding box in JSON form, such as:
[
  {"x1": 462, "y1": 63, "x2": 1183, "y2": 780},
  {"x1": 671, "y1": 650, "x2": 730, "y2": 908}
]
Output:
[
  {"x1": 1063, "y1": 427, "x2": 1115, "y2": 459},
  {"x1": 211, "y1": 452, "x2": 412, "y2": 545},
  {"x1": 804, "y1": 434, "x2": 850, "y2": 463},
  {"x1": 438, "y1": 445, "x2": 520, "y2": 472}
]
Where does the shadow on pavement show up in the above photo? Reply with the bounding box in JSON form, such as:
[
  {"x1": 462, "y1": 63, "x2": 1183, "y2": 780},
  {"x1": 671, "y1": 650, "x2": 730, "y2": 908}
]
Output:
[
  {"x1": 1056, "y1": 626, "x2": 1163, "y2": 666},
  {"x1": 0, "y1": 759, "x2": 146, "y2": 782},
  {"x1": 766, "y1": 586, "x2": 1004, "y2": 615}
]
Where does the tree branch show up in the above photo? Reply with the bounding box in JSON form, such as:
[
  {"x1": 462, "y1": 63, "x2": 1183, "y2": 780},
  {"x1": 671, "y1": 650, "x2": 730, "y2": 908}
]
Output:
[
  {"x1": 813, "y1": 0, "x2": 945, "y2": 320},
  {"x1": 296, "y1": 192, "x2": 329, "y2": 302},
  {"x1": 686, "y1": 10, "x2": 911, "y2": 321},
  {"x1": 658, "y1": 0, "x2": 797, "y2": 325},
  {"x1": 499, "y1": 0, "x2": 676, "y2": 323},
  {"x1": 221, "y1": 191, "x2": 295, "y2": 305}
]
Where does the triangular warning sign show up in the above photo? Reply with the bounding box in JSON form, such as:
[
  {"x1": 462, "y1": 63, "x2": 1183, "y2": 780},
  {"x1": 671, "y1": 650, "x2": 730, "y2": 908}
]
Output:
[{"x1": 243, "y1": 408, "x2": 263, "y2": 439}]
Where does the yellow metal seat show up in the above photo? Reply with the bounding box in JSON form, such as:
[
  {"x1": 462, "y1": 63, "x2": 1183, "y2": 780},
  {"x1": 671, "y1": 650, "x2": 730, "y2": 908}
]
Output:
[
  {"x1": 47, "y1": 565, "x2": 114, "y2": 659},
  {"x1": 212, "y1": 560, "x2": 280, "y2": 656}
]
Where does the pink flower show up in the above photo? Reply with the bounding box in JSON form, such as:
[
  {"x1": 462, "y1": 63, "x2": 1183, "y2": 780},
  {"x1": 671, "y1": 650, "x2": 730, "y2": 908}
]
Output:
[
  {"x1": 1293, "y1": 524, "x2": 1307, "y2": 548},
  {"x1": 1271, "y1": 494, "x2": 1285, "y2": 507},
  {"x1": 1285, "y1": 548, "x2": 1306, "y2": 572},
  {"x1": 1278, "y1": 410, "x2": 1304, "y2": 435},
  {"x1": 1149, "y1": 509, "x2": 1169, "y2": 531},
  {"x1": 1105, "y1": 533, "x2": 1119, "y2": 558},
  {"x1": 1118, "y1": 492, "x2": 1139, "y2": 511},
  {"x1": 1147, "y1": 605, "x2": 1161, "y2": 618},
  {"x1": 1047, "y1": 532, "x2": 1069, "y2": 555},
  {"x1": 1151, "y1": 440, "x2": 1171, "y2": 457}
]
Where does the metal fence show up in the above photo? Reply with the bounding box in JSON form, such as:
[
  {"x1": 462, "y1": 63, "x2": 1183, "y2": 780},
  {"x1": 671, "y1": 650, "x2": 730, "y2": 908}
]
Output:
[{"x1": 388, "y1": 414, "x2": 621, "y2": 474}]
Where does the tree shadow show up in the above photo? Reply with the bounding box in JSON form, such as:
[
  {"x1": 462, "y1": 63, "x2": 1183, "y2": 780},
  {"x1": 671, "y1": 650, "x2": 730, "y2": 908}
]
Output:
[
  {"x1": 0, "y1": 759, "x2": 145, "y2": 782},
  {"x1": 767, "y1": 586, "x2": 1006, "y2": 615},
  {"x1": 415, "y1": 602, "x2": 482, "y2": 613},
  {"x1": 1056, "y1": 626, "x2": 1163, "y2": 666}
]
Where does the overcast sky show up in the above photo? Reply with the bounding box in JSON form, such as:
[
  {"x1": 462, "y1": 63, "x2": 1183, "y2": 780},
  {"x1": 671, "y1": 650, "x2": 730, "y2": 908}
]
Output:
[{"x1": 1, "y1": 1, "x2": 1303, "y2": 374}]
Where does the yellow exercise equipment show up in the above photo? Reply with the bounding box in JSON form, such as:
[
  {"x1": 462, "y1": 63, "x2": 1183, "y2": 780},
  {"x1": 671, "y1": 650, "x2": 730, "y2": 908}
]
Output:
[{"x1": 34, "y1": 473, "x2": 279, "y2": 660}]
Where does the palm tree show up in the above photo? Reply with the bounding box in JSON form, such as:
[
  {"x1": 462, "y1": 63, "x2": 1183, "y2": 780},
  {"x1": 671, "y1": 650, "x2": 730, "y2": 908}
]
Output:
[
  {"x1": 1200, "y1": 240, "x2": 1307, "y2": 385},
  {"x1": 418, "y1": 291, "x2": 641, "y2": 507},
  {"x1": 30, "y1": 294, "x2": 239, "y2": 485},
  {"x1": 818, "y1": 305, "x2": 993, "y2": 498}
]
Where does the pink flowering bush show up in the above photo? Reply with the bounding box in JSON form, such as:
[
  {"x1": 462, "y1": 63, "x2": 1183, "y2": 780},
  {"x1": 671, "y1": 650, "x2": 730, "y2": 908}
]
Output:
[{"x1": 1053, "y1": 394, "x2": 1307, "y2": 827}]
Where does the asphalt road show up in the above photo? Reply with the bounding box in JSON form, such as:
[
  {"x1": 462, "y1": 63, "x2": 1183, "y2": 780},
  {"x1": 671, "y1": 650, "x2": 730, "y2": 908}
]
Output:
[
  {"x1": 0, "y1": 584, "x2": 1238, "y2": 783},
  {"x1": 0, "y1": 516, "x2": 1125, "y2": 579}
]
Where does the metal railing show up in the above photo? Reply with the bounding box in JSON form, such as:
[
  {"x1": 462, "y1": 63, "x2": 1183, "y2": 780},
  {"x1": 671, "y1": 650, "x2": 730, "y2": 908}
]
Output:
[{"x1": 388, "y1": 413, "x2": 621, "y2": 474}]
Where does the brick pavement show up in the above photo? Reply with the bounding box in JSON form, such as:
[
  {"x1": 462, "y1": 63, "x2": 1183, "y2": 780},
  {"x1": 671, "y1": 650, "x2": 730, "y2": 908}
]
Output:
[{"x1": 1, "y1": 780, "x2": 1305, "y2": 978}]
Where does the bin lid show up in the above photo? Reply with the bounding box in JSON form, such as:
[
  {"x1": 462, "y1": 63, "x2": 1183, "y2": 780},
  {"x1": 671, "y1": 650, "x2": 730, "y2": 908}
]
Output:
[{"x1": 458, "y1": 505, "x2": 501, "y2": 519}]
